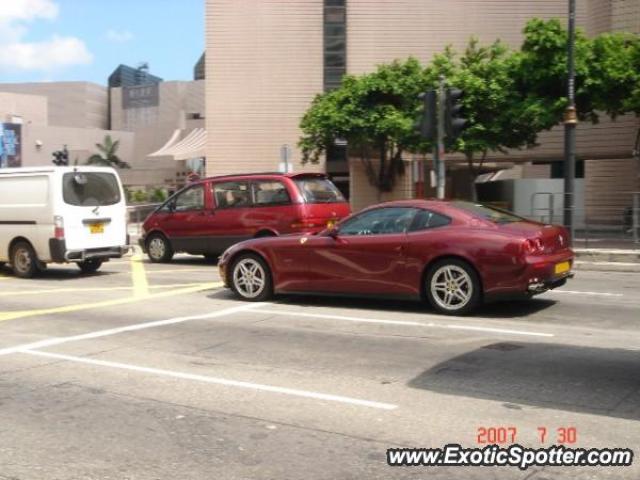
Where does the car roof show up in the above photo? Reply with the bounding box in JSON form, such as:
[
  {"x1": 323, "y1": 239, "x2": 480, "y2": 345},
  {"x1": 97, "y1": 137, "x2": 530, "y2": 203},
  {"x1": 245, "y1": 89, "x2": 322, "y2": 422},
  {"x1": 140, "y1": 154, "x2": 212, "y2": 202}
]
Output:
[{"x1": 194, "y1": 172, "x2": 328, "y2": 184}]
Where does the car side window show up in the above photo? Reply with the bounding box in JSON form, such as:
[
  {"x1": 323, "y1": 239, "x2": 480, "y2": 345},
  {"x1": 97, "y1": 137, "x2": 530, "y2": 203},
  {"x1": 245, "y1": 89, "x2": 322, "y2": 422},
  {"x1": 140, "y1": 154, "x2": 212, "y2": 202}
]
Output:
[
  {"x1": 213, "y1": 181, "x2": 252, "y2": 209},
  {"x1": 410, "y1": 209, "x2": 451, "y2": 231},
  {"x1": 339, "y1": 207, "x2": 417, "y2": 236},
  {"x1": 173, "y1": 185, "x2": 205, "y2": 212},
  {"x1": 252, "y1": 180, "x2": 291, "y2": 206}
]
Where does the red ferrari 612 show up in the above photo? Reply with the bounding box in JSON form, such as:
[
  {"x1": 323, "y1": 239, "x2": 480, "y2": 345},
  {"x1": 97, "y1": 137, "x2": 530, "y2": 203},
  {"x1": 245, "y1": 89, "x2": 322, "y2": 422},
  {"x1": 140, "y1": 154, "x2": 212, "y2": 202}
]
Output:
[{"x1": 218, "y1": 200, "x2": 574, "y2": 315}]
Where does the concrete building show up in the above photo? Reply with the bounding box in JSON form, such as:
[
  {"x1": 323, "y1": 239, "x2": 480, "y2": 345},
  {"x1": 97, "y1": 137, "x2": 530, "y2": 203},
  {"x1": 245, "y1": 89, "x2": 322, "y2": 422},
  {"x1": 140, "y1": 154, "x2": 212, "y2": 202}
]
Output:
[
  {"x1": 205, "y1": 0, "x2": 640, "y2": 219},
  {"x1": 0, "y1": 73, "x2": 205, "y2": 190},
  {"x1": 0, "y1": 87, "x2": 134, "y2": 173}
]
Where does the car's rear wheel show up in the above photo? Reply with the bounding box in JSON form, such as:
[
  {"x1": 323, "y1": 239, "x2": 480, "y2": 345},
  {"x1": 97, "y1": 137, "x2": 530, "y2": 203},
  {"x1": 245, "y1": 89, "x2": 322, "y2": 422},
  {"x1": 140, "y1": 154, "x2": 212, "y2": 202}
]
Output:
[
  {"x1": 77, "y1": 259, "x2": 103, "y2": 274},
  {"x1": 11, "y1": 241, "x2": 39, "y2": 279},
  {"x1": 146, "y1": 233, "x2": 173, "y2": 263},
  {"x1": 425, "y1": 259, "x2": 481, "y2": 315},
  {"x1": 230, "y1": 254, "x2": 272, "y2": 302}
]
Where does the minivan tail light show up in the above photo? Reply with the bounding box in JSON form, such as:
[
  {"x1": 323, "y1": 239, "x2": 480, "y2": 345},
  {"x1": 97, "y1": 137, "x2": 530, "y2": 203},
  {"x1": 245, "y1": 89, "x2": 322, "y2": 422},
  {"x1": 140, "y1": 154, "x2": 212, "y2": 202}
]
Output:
[{"x1": 54, "y1": 215, "x2": 65, "y2": 239}]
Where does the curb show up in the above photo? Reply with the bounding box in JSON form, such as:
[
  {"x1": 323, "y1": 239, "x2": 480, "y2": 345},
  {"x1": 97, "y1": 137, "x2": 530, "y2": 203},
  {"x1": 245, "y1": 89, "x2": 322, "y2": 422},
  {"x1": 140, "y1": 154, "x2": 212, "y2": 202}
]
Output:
[
  {"x1": 574, "y1": 249, "x2": 640, "y2": 264},
  {"x1": 573, "y1": 260, "x2": 640, "y2": 273}
]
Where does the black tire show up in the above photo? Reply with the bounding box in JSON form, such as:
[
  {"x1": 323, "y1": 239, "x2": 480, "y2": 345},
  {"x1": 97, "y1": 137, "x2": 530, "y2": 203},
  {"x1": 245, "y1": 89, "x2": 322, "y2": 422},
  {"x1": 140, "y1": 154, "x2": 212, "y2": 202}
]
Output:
[
  {"x1": 254, "y1": 230, "x2": 276, "y2": 238},
  {"x1": 10, "y1": 241, "x2": 39, "y2": 279},
  {"x1": 425, "y1": 258, "x2": 482, "y2": 316},
  {"x1": 203, "y1": 254, "x2": 219, "y2": 263},
  {"x1": 146, "y1": 233, "x2": 174, "y2": 263},
  {"x1": 77, "y1": 259, "x2": 103, "y2": 274},
  {"x1": 229, "y1": 253, "x2": 273, "y2": 302}
]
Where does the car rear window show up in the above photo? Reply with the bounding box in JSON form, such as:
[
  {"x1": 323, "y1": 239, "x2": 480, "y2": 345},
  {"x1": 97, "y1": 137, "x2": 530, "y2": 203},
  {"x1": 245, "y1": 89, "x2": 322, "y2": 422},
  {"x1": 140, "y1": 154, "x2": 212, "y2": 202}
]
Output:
[
  {"x1": 63, "y1": 172, "x2": 121, "y2": 207},
  {"x1": 452, "y1": 201, "x2": 524, "y2": 224},
  {"x1": 294, "y1": 177, "x2": 345, "y2": 204}
]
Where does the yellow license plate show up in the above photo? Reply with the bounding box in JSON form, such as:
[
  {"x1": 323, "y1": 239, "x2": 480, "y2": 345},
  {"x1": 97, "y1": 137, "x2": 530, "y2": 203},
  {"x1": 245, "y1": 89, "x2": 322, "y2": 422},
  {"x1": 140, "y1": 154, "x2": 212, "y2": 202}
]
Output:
[
  {"x1": 89, "y1": 223, "x2": 104, "y2": 234},
  {"x1": 554, "y1": 261, "x2": 570, "y2": 275},
  {"x1": 327, "y1": 219, "x2": 336, "y2": 228}
]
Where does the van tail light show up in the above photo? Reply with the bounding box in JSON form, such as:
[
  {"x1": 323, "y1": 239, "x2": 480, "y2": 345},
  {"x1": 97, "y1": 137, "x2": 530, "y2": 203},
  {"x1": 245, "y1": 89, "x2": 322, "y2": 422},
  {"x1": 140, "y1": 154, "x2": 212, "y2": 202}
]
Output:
[
  {"x1": 54, "y1": 215, "x2": 65, "y2": 240},
  {"x1": 291, "y1": 218, "x2": 326, "y2": 229},
  {"x1": 524, "y1": 238, "x2": 543, "y2": 255}
]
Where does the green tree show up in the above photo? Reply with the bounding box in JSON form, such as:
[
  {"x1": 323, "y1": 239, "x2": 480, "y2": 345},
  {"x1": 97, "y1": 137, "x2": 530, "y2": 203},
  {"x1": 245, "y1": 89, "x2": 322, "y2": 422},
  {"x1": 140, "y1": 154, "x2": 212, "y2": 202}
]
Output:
[
  {"x1": 86, "y1": 135, "x2": 130, "y2": 169},
  {"x1": 424, "y1": 39, "x2": 549, "y2": 199},
  {"x1": 299, "y1": 58, "x2": 429, "y2": 194}
]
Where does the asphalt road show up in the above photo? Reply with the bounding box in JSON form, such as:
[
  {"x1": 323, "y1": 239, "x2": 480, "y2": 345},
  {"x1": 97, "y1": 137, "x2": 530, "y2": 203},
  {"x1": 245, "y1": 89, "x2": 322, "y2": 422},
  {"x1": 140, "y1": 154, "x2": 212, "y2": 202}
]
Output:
[{"x1": 0, "y1": 255, "x2": 639, "y2": 479}]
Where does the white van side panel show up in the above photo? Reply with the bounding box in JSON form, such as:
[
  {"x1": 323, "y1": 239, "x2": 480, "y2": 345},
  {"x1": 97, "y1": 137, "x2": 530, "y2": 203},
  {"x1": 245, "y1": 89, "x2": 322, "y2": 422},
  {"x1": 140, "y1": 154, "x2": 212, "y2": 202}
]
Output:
[{"x1": 0, "y1": 174, "x2": 53, "y2": 262}]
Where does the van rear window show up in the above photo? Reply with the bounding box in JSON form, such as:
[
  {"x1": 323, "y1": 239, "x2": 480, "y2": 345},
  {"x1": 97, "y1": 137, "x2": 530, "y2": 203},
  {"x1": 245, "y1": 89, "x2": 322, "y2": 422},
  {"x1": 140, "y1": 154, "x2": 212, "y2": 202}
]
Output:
[
  {"x1": 63, "y1": 172, "x2": 121, "y2": 206},
  {"x1": 294, "y1": 178, "x2": 345, "y2": 204}
]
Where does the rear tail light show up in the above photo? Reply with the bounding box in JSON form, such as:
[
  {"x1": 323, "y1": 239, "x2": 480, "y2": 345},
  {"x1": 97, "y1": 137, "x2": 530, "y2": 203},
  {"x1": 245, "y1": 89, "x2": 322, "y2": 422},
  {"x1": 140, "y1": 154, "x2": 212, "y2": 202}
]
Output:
[
  {"x1": 291, "y1": 218, "x2": 326, "y2": 229},
  {"x1": 524, "y1": 238, "x2": 543, "y2": 255},
  {"x1": 54, "y1": 215, "x2": 65, "y2": 239}
]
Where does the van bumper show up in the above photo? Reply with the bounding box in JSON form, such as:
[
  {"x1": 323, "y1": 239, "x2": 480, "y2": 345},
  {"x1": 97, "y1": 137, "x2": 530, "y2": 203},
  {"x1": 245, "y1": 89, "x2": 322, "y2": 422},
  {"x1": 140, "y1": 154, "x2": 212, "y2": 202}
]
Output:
[{"x1": 49, "y1": 238, "x2": 130, "y2": 263}]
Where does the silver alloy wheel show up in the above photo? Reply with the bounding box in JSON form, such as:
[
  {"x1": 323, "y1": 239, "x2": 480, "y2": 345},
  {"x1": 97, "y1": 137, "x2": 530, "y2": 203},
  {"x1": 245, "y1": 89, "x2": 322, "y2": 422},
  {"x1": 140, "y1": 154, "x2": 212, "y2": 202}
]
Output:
[
  {"x1": 148, "y1": 237, "x2": 166, "y2": 260},
  {"x1": 430, "y1": 264, "x2": 473, "y2": 312},
  {"x1": 14, "y1": 246, "x2": 32, "y2": 274},
  {"x1": 233, "y1": 258, "x2": 266, "y2": 299}
]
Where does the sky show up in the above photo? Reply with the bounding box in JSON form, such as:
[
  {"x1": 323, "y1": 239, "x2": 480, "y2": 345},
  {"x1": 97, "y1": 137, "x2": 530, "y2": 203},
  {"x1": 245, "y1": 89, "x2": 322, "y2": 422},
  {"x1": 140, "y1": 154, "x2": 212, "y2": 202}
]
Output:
[{"x1": 0, "y1": 0, "x2": 204, "y2": 85}]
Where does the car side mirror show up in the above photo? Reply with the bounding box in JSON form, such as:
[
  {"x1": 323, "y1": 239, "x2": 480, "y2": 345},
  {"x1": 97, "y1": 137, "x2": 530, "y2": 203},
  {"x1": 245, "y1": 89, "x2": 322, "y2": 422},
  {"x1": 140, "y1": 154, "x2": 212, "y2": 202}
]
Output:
[{"x1": 327, "y1": 226, "x2": 340, "y2": 239}]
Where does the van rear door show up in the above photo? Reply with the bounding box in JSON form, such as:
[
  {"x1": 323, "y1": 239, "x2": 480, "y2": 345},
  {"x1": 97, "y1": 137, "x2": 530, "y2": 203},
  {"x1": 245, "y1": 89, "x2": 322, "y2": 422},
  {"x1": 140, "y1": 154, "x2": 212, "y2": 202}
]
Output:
[{"x1": 60, "y1": 171, "x2": 127, "y2": 251}]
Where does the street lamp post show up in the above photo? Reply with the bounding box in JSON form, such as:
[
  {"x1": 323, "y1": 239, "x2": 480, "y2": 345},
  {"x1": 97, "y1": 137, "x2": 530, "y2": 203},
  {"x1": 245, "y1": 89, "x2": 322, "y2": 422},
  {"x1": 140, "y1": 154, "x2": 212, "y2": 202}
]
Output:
[{"x1": 563, "y1": 0, "x2": 577, "y2": 239}]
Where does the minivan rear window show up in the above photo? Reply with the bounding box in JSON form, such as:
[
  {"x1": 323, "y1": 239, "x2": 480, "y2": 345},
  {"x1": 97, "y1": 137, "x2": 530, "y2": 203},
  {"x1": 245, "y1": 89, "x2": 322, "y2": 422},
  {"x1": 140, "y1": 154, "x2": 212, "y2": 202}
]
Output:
[
  {"x1": 63, "y1": 172, "x2": 121, "y2": 206},
  {"x1": 295, "y1": 178, "x2": 345, "y2": 204}
]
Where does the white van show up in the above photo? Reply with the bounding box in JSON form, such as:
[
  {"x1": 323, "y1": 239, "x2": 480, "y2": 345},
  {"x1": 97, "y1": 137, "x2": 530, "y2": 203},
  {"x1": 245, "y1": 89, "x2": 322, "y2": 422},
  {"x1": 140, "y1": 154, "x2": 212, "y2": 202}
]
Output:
[{"x1": 0, "y1": 166, "x2": 129, "y2": 278}]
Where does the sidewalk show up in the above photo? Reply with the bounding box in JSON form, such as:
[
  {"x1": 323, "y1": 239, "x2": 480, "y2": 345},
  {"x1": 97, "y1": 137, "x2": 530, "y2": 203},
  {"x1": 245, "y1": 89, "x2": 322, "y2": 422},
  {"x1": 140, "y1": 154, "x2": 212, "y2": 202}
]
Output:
[{"x1": 574, "y1": 248, "x2": 640, "y2": 273}]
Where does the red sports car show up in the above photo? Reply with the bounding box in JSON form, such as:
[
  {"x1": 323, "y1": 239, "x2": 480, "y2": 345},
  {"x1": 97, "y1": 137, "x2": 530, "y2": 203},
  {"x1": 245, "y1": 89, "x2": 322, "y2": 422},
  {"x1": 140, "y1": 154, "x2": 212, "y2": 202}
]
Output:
[{"x1": 218, "y1": 200, "x2": 574, "y2": 315}]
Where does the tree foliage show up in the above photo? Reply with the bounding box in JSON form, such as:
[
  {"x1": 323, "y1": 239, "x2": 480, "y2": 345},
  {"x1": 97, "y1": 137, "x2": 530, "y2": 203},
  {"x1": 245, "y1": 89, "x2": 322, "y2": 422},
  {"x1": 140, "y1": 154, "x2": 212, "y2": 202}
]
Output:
[
  {"x1": 299, "y1": 18, "x2": 640, "y2": 196},
  {"x1": 86, "y1": 135, "x2": 130, "y2": 169}
]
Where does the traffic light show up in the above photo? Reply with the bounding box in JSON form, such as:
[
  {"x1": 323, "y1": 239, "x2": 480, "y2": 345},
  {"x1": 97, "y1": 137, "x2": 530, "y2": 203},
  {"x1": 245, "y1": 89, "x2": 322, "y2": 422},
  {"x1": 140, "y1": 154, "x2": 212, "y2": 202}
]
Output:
[
  {"x1": 445, "y1": 88, "x2": 467, "y2": 140},
  {"x1": 51, "y1": 146, "x2": 69, "y2": 166},
  {"x1": 416, "y1": 90, "x2": 436, "y2": 140}
]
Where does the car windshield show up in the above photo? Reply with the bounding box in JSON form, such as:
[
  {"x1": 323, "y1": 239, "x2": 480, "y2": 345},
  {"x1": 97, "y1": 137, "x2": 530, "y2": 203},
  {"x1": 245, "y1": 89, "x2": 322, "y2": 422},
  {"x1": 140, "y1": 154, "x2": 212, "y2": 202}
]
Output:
[
  {"x1": 452, "y1": 201, "x2": 524, "y2": 224},
  {"x1": 63, "y1": 172, "x2": 121, "y2": 207},
  {"x1": 295, "y1": 177, "x2": 345, "y2": 203}
]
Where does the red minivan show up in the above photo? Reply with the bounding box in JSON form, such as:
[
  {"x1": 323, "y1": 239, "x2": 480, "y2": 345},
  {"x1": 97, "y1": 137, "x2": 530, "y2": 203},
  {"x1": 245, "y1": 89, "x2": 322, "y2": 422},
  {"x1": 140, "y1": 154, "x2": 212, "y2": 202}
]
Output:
[{"x1": 139, "y1": 173, "x2": 351, "y2": 262}]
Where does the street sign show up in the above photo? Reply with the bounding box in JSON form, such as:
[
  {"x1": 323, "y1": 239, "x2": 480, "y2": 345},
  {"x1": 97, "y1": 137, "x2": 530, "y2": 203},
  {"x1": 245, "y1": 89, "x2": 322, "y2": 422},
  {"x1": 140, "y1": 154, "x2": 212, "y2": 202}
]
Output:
[{"x1": 279, "y1": 144, "x2": 293, "y2": 173}]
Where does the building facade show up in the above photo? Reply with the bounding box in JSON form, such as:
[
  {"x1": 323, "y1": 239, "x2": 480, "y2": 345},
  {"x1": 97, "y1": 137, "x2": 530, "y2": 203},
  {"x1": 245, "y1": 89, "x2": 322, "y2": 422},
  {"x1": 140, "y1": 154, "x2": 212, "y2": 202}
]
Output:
[{"x1": 205, "y1": 0, "x2": 640, "y2": 215}]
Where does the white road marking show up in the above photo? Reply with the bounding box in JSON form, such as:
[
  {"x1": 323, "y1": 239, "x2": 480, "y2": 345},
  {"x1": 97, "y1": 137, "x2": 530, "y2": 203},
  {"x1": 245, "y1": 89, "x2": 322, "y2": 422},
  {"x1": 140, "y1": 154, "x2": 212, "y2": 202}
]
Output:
[
  {"x1": 0, "y1": 302, "x2": 266, "y2": 356},
  {"x1": 21, "y1": 350, "x2": 397, "y2": 410},
  {"x1": 252, "y1": 309, "x2": 554, "y2": 338},
  {"x1": 546, "y1": 290, "x2": 623, "y2": 297}
]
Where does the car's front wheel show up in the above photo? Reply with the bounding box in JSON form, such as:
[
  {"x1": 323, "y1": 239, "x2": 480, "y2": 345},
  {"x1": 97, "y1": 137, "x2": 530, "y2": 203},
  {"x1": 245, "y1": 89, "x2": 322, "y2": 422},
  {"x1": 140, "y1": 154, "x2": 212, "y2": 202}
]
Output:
[
  {"x1": 230, "y1": 254, "x2": 273, "y2": 301},
  {"x1": 425, "y1": 259, "x2": 481, "y2": 315},
  {"x1": 146, "y1": 233, "x2": 174, "y2": 263}
]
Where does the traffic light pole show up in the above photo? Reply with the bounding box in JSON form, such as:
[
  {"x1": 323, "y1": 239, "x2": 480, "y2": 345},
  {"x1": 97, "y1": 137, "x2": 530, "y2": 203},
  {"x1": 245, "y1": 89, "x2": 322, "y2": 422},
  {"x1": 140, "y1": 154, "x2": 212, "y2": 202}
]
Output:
[
  {"x1": 436, "y1": 75, "x2": 446, "y2": 199},
  {"x1": 563, "y1": 0, "x2": 577, "y2": 239}
]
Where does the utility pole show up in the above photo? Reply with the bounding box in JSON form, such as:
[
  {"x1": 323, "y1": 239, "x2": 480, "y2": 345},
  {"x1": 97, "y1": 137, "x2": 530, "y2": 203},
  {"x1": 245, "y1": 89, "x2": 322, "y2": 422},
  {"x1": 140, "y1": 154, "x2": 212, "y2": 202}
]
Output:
[
  {"x1": 563, "y1": 0, "x2": 577, "y2": 238},
  {"x1": 436, "y1": 75, "x2": 446, "y2": 199}
]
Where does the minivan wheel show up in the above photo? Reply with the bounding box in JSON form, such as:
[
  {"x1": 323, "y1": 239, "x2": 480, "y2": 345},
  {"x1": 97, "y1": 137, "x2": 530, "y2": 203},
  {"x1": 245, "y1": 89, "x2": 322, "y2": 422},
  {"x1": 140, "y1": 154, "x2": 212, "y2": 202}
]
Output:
[
  {"x1": 77, "y1": 259, "x2": 103, "y2": 274},
  {"x1": 230, "y1": 254, "x2": 273, "y2": 302},
  {"x1": 11, "y1": 241, "x2": 39, "y2": 279},
  {"x1": 425, "y1": 259, "x2": 481, "y2": 316},
  {"x1": 146, "y1": 233, "x2": 173, "y2": 263}
]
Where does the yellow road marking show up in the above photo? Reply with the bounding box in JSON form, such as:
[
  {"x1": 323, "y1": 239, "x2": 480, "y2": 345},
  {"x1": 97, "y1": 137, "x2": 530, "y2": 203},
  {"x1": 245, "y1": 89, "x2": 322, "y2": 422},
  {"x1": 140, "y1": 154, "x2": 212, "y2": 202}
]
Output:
[
  {"x1": 141, "y1": 268, "x2": 215, "y2": 274},
  {"x1": 130, "y1": 253, "x2": 149, "y2": 297},
  {"x1": 0, "y1": 282, "x2": 223, "y2": 323},
  {"x1": 0, "y1": 283, "x2": 208, "y2": 297}
]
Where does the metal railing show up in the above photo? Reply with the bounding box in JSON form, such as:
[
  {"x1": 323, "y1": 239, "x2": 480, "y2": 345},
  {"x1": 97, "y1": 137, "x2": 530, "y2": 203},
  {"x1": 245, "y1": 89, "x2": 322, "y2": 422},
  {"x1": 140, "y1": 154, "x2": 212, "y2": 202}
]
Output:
[
  {"x1": 126, "y1": 203, "x2": 161, "y2": 237},
  {"x1": 528, "y1": 191, "x2": 640, "y2": 247}
]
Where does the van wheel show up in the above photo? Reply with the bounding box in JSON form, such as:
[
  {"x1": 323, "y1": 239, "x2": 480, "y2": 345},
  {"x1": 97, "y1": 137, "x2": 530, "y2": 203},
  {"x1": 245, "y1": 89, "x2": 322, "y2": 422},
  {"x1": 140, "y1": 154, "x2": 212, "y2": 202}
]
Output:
[
  {"x1": 146, "y1": 233, "x2": 173, "y2": 263},
  {"x1": 203, "y1": 254, "x2": 218, "y2": 263},
  {"x1": 425, "y1": 259, "x2": 481, "y2": 316},
  {"x1": 77, "y1": 259, "x2": 103, "y2": 274},
  {"x1": 11, "y1": 241, "x2": 39, "y2": 279}
]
